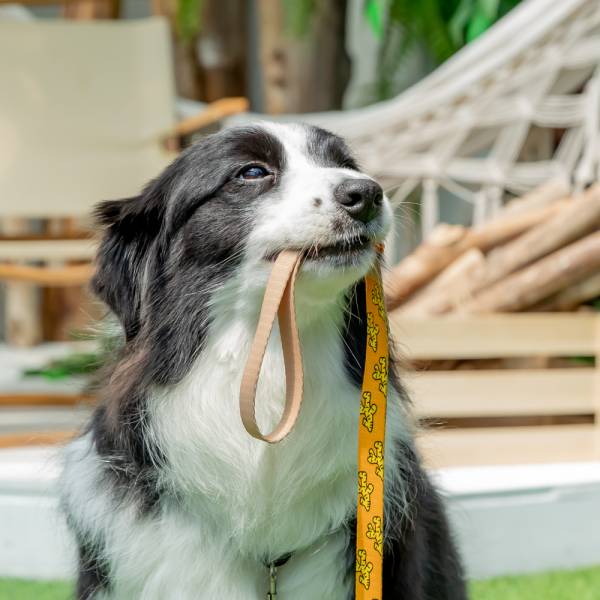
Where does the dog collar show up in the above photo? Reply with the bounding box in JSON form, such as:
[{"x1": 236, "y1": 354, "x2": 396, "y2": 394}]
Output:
[{"x1": 240, "y1": 246, "x2": 389, "y2": 599}]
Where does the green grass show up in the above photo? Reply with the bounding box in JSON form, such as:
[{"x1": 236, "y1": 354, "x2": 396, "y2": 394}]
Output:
[
  {"x1": 470, "y1": 565, "x2": 600, "y2": 600},
  {"x1": 0, "y1": 578, "x2": 72, "y2": 599},
  {"x1": 1, "y1": 566, "x2": 599, "y2": 599}
]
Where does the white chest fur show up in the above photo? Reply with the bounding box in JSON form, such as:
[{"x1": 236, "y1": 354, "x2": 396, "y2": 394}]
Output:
[{"x1": 63, "y1": 304, "x2": 408, "y2": 599}]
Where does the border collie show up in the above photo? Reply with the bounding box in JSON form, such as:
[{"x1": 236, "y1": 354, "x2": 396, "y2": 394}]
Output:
[{"x1": 61, "y1": 123, "x2": 466, "y2": 599}]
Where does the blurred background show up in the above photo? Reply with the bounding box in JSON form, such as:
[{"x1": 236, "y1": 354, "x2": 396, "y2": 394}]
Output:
[{"x1": 0, "y1": 0, "x2": 599, "y2": 598}]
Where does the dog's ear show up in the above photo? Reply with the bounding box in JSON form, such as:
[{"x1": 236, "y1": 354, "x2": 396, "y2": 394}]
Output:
[{"x1": 92, "y1": 193, "x2": 163, "y2": 341}]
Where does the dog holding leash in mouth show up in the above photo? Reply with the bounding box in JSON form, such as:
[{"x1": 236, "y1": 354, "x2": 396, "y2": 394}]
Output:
[{"x1": 61, "y1": 123, "x2": 466, "y2": 599}]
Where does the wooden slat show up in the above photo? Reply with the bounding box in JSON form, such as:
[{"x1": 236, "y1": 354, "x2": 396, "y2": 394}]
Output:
[
  {"x1": 391, "y1": 314, "x2": 600, "y2": 359},
  {"x1": 0, "y1": 239, "x2": 96, "y2": 261},
  {"x1": 0, "y1": 430, "x2": 76, "y2": 449},
  {"x1": 418, "y1": 425, "x2": 599, "y2": 468},
  {"x1": 0, "y1": 264, "x2": 93, "y2": 286},
  {"x1": 0, "y1": 394, "x2": 93, "y2": 407},
  {"x1": 407, "y1": 368, "x2": 596, "y2": 417},
  {"x1": 0, "y1": 233, "x2": 90, "y2": 242}
]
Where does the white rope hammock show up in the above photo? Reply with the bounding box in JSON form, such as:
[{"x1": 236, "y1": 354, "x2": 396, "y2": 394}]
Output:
[{"x1": 230, "y1": 0, "x2": 600, "y2": 242}]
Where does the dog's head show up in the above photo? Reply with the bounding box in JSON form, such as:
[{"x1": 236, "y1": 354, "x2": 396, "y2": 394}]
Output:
[{"x1": 92, "y1": 123, "x2": 391, "y2": 381}]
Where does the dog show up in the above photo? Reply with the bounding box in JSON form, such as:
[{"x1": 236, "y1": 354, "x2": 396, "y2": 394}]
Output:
[{"x1": 61, "y1": 122, "x2": 467, "y2": 599}]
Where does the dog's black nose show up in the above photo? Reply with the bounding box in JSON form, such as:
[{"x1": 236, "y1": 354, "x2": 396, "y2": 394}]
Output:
[{"x1": 334, "y1": 178, "x2": 383, "y2": 223}]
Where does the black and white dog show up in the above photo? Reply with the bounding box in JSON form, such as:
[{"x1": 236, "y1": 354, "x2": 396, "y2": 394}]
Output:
[{"x1": 61, "y1": 123, "x2": 466, "y2": 599}]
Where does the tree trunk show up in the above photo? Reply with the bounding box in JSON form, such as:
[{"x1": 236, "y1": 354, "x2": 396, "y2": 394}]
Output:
[
  {"x1": 152, "y1": 0, "x2": 204, "y2": 100},
  {"x1": 257, "y1": 0, "x2": 350, "y2": 113},
  {"x1": 196, "y1": 0, "x2": 247, "y2": 101}
]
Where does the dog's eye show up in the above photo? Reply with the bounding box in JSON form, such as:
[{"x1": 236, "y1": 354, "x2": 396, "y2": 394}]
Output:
[{"x1": 238, "y1": 165, "x2": 269, "y2": 180}]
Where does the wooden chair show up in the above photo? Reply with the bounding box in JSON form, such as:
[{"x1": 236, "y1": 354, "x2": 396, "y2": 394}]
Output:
[
  {"x1": 0, "y1": 15, "x2": 247, "y2": 339},
  {"x1": 0, "y1": 15, "x2": 247, "y2": 444}
]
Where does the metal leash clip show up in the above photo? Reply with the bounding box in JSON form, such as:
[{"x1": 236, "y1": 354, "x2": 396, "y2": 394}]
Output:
[{"x1": 265, "y1": 553, "x2": 292, "y2": 600}]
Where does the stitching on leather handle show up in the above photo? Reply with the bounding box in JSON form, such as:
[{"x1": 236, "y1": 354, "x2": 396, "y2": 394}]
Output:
[{"x1": 239, "y1": 250, "x2": 303, "y2": 443}]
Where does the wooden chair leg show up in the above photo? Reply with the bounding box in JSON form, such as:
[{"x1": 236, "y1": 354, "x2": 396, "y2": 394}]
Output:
[
  {"x1": 2, "y1": 218, "x2": 42, "y2": 346},
  {"x1": 4, "y1": 281, "x2": 42, "y2": 347}
]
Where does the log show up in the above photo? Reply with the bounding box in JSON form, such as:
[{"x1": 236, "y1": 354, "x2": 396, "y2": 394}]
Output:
[
  {"x1": 460, "y1": 232, "x2": 600, "y2": 313},
  {"x1": 384, "y1": 197, "x2": 570, "y2": 308},
  {"x1": 499, "y1": 179, "x2": 569, "y2": 216},
  {"x1": 473, "y1": 185, "x2": 600, "y2": 291},
  {"x1": 384, "y1": 224, "x2": 469, "y2": 309},
  {"x1": 468, "y1": 198, "x2": 572, "y2": 251},
  {"x1": 396, "y1": 249, "x2": 486, "y2": 316},
  {"x1": 534, "y1": 272, "x2": 600, "y2": 311}
]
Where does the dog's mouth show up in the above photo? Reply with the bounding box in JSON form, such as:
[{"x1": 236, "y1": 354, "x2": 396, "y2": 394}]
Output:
[
  {"x1": 265, "y1": 235, "x2": 373, "y2": 263},
  {"x1": 303, "y1": 235, "x2": 372, "y2": 261}
]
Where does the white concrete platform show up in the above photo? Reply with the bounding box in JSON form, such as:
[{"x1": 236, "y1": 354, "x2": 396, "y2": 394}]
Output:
[
  {"x1": 1, "y1": 446, "x2": 600, "y2": 580},
  {"x1": 0, "y1": 446, "x2": 74, "y2": 580},
  {"x1": 432, "y1": 463, "x2": 600, "y2": 578}
]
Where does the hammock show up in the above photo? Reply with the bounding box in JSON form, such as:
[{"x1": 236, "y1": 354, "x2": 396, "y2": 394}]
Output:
[{"x1": 228, "y1": 0, "x2": 600, "y2": 244}]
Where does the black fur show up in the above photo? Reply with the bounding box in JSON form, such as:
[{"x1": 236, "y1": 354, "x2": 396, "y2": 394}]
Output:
[
  {"x1": 307, "y1": 125, "x2": 359, "y2": 170},
  {"x1": 72, "y1": 124, "x2": 465, "y2": 599},
  {"x1": 75, "y1": 538, "x2": 111, "y2": 600},
  {"x1": 85, "y1": 126, "x2": 289, "y2": 524}
]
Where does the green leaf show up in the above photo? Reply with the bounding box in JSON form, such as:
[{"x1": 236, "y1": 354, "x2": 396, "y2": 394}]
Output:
[
  {"x1": 176, "y1": 0, "x2": 203, "y2": 42},
  {"x1": 23, "y1": 352, "x2": 102, "y2": 380},
  {"x1": 466, "y1": 8, "x2": 494, "y2": 42},
  {"x1": 365, "y1": 0, "x2": 386, "y2": 39},
  {"x1": 477, "y1": 0, "x2": 500, "y2": 19},
  {"x1": 369, "y1": 0, "x2": 523, "y2": 100},
  {"x1": 449, "y1": 0, "x2": 474, "y2": 47}
]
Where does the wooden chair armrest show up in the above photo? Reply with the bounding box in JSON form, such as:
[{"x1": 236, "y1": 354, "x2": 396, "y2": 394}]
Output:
[
  {"x1": 170, "y1": 96, "x2": 249, "y2": 138},
  {"x1": 0, "y1": 264, "x2": 94, "y2": 286},
  {"x1": 0, "y1": 393, "x2": 94, "y2": 407}
]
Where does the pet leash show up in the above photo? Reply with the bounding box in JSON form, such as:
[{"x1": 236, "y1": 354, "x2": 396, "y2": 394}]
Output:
[{"x1": 240, "y1": 247, "x2": 389, "y2": 599}]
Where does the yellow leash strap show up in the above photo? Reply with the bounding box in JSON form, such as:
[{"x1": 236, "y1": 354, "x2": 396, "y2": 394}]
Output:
[
  {"x1": 239, "y1": 248, "x2": 389, "y2": 598},
  {"x1": 355, "y1": 264, "x2": 388, "y2": 599}
]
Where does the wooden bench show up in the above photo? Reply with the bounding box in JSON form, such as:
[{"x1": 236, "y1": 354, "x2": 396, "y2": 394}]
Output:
[{"x1": 391, "y1": 313, "x2": 600, "y2": 467}]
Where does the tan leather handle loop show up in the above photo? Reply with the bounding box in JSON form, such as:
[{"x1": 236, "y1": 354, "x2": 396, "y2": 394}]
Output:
[{"x1": 239, "y1": 250, "x2": 304, "y2": 443}]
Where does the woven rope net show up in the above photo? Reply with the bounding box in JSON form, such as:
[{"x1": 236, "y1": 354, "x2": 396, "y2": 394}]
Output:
[
  {"x1": 231, "y1": 0, "x2": 600, "y2": 253},
  {"x1": 344, "y1": 0, "x2": 600, "y2": 238}
]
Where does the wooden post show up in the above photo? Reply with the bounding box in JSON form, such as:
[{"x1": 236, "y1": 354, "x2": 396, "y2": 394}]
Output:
[
  {"x1": 152, "y1": 0, "x2": 204, "y2": 100},
  {"x1": 2, "y1": 219, "x2": 42, "y2": 346},
  {"x1": 595, "y1": 316, "x2": 600, "y2": 460},
  {"x1": 196, "y1": 0, "x2": 247, "y2": 102}
]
